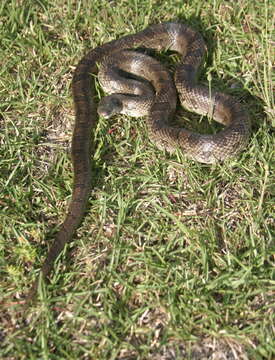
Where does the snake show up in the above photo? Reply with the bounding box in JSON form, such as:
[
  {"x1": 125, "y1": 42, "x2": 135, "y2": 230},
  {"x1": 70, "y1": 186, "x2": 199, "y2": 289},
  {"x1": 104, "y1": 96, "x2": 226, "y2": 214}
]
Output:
[{"x1": 26, "y1": 22, "x2": 250, "y2": 302}]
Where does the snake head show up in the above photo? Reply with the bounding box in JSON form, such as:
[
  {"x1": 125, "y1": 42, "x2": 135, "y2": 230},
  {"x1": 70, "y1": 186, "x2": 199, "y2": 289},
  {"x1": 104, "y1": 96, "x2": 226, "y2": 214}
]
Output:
[{"x1": 98, "y1": 95, "x2": 123, "y2": 118}]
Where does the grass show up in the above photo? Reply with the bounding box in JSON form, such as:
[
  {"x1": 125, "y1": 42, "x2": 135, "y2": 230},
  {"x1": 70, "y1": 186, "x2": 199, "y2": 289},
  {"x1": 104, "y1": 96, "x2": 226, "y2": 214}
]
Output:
[{"x1": 0, "y1": 0, "x2": 274, "y2": 359}]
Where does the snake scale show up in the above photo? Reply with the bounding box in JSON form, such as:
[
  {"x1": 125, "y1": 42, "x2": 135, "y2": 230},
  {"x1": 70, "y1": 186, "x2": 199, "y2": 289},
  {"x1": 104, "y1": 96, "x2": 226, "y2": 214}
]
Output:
[{"x1": 26, "y1": 22, "x2": 250, "y2": 302}]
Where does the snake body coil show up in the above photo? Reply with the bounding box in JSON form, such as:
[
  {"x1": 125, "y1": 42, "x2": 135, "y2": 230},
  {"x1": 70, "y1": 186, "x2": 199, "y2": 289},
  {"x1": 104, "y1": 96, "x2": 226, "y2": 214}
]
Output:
[{"x1": 27, "y1": 23, "x2": 250, "y2": 300}]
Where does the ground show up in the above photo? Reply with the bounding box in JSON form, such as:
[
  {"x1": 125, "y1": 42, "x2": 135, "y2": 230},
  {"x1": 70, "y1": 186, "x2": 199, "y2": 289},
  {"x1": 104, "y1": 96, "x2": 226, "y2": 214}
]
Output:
[{"x1": 0, "y1": 0, "x2": 274, "y2": 359}]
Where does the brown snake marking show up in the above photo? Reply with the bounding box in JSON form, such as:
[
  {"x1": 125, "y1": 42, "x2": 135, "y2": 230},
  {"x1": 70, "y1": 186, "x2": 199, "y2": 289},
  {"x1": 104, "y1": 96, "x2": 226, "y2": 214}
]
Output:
[{"x1": 26, "y1": 22, "x2": 250, "y2": 303}]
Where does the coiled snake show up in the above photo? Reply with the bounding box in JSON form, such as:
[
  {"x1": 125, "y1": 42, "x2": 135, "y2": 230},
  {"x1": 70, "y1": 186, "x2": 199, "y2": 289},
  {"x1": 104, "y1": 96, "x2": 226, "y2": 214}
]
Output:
[{"x1": 26, "y1": 22, "x2": 250, "y2": 302}]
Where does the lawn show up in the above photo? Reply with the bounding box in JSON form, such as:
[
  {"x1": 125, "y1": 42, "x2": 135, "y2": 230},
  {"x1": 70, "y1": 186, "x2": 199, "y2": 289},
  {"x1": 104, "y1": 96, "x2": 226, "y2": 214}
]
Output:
[{"x1": 0, "y1": 0, "x2": 274, "y2": 359}]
